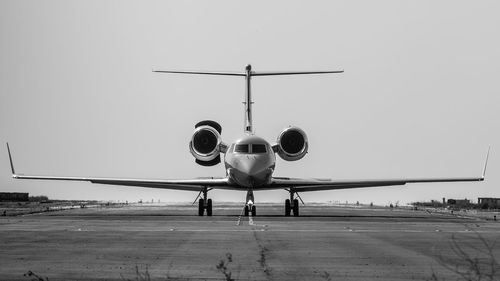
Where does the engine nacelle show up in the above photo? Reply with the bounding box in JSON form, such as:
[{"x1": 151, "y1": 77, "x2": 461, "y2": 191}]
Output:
[
  {"x1": 276, "y1": 126, "x2": 308, "y2": 161},
  {"x1": 189, "y1": 120, "x2": 223, "y2": 166}
]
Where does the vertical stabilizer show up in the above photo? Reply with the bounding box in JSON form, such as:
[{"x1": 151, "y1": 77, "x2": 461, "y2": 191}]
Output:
[
  {"x1": 153, "y1": 65, "x2": 343, "y2": 135},
  {"x1": 244, "y1": 64, "x2": 254, "y2": 134}
]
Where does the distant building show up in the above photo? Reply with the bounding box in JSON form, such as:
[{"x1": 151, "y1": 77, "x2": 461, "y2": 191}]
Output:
[
  {"x1": 0, "y1": 192, "x2": 29, "y2": 202},
  {"x1": 478, "y1": 198, "x2": 500, "y2": 209},
  {"x1": 446, "y1": 198, "x2": 470, "y2": 205}
]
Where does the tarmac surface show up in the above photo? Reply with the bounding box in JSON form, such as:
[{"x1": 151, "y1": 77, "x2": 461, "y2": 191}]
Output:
[{"x1": 1, "y1": 203, "x2": 499, "y2": 280}]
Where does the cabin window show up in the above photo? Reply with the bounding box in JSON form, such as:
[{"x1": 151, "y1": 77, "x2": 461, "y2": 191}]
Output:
[
  {"x1": 252, "y1": 144, "x2": 267, "y2": 153},
  {"x1": 235, "y1": 144, "x2": 249, "y2": 153}
]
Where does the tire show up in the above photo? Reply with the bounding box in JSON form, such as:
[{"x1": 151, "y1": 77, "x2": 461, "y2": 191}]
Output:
[
  {"x1": 206, "y1": 199, "x2": 212, "y2": 216},
  {"x1": 285, "y1": 199, "x2": 291, "y2": 216},
  {"x1": 251, "y1": 205, "x2": 256, "y2": 217},
  {"x1": 198, "y1": 199, "x2": 204, "y2": 216},
  {"x1": 244, "y1": 205, "x2": 249, "y2": 216},
  {"x1": 293, "y1": 199, "x2": 299, "y2": 217}
]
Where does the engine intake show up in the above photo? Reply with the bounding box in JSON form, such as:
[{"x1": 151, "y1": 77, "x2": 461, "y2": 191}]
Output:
[
  {"x1": 276, "y1": 126, "x2": 308, "y2": 161},
  {"x1": 190, "y1": 121, "x2": 223, "y2": 166}
]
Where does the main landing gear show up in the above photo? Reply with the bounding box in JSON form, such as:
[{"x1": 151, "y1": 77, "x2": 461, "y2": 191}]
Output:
[
  {"x1": 196, "y1": 187, "x2": 213, "y2": 216},
  {"x1": 285, "y1": 188, "x2": 301, "y2": 217},
  {"x1": 244, "y1": 190, "x2": 256, "y2": 217}
]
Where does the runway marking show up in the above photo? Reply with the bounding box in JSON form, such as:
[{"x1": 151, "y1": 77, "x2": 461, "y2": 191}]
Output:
[
  {"x1": 61, "y1": 229, "x2": 500, "y2": 233},
  {"x1": 2, "y1": 226, "x2": 499, "y2": 233},
  {"x1": 236, "y1": 205, "x2": 245, "y2": 226}
]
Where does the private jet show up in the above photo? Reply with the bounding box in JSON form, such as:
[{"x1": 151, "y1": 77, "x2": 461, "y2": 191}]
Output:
[{"x1": 7, "y1": 64, "x2": 489, "y2": 216}]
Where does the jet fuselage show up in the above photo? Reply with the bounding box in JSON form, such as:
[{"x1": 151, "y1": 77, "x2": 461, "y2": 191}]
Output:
[{"x1": 224, "y1": 135, "x2": 275, "y2": 188}]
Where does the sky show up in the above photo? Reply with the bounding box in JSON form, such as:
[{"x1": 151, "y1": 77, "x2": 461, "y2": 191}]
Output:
[{"x1": 0, "y1": 0, "x2": 499, "y2": 205}]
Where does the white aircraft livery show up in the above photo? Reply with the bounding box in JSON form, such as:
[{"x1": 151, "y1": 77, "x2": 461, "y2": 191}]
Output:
[{"x1": 7, "y1": 64, "x2": 489, "y2": 216}]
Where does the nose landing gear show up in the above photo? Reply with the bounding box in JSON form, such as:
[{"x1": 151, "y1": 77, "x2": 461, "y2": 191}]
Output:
[
  {"x1": 244, "y1": 204, "x2": 256, "y2": 216},
  {"x1": 244, "y1": 190, "x2": 256, "y2": 216}
]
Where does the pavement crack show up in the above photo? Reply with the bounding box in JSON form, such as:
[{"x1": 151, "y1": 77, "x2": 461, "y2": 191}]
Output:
[{"x1": 253, "y1": 231, "x2": 273, "y2": 280}]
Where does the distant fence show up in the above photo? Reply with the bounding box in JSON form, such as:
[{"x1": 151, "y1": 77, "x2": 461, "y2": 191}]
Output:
[{"x1": 0, "y1": 192, "x2": 29, "y2": 202}]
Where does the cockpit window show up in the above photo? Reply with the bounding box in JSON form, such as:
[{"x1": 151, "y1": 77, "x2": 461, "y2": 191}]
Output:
[
  {"x1": 234, "y1": 144, "x2": 249, "y2": 153},
  {"x1": 252, "y1": 144, "x2": 267, "y2": 153}
]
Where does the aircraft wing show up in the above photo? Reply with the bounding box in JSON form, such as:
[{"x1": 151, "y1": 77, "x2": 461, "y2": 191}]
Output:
[
  {"x1": 7, "y1": 143, "x2": 489, "y2": 193},
  {"x1": 265, "y1": 175, "x2": 486, "y2": 192},
  {"x1": 11, "y1": 174, "x2": 233, "y2": 192},
  {"x1": 6, "y1": 143, "x2": 238, "y2": 192},
  {"x1": 266, "y1": 147, "x2": 489, "y2": 192}
]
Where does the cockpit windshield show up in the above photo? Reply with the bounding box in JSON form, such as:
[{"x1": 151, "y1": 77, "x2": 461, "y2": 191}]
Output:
[
  {"x1": 234, "y1": 144, "x2": 249, "y2": 153},
  {"x1": 233, "y1": 143, "x2": 267, "y2": 154},
  {"x1": 252, "y1": 144, "x2": 267, "y2": 153}
]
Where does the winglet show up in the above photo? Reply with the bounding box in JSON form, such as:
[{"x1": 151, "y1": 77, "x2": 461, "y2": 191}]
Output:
[
  {"x1": 482, "y1": 146, "x2": 490, "y2": 180},
  {"x1": 6, "y1": 142, "x2": 17, "y2": 178}
]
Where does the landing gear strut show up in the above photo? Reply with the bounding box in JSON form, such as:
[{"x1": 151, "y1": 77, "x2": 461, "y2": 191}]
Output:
[
  {"x1": 285, "y1": 188, "x2": 301, "y2": 217},
  {"x1": 244, "y1": 190, "x2": 256, "y2": 216},
  {"x1": 197, "y1": 187, "x2": 213, "y2": 216}
]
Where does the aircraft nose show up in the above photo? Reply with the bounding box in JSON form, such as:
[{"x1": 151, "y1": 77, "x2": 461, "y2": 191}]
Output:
[{"x1": 238, "y1": 158, "x2": 264, "y2": 175}]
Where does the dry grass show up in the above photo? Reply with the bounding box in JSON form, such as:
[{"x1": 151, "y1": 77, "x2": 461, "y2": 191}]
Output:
[{"x1": 431, "y1": 226, "x2": 500, "y2": 281}]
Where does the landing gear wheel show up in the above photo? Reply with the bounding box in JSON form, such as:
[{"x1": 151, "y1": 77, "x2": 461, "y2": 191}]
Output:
[
  {"x1": 198, "y1": 199, "x2": 205, "y2": 216},
  {"x1": 206, "y1": 199, "x2": 212, "y2": 216},
  {"x1": 293, "y1": 199, "x2": 299, "y2": 217},
  {"x1": 244, "y1": 205, "x2": 249, "y2": 216},
  {"x1": 251, "y1": 205, "x2": 256, "y2": 217},
  {"x1": 285, "y1": 199, "x2": 291, "y2": 216}
]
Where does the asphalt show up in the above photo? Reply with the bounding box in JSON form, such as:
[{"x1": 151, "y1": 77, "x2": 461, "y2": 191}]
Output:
[{"x1": 1, "y1": 203, "x2": 499, "y2": 280}]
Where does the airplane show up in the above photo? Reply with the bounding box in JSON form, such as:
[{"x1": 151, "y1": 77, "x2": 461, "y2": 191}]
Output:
[{"x1": 6, "y1": 64, "x2": 489, "y2": 217}]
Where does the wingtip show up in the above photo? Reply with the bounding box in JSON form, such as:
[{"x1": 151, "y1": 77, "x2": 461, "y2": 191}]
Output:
[
  {"x1": 6, "y1": 142, "x2": 16, "y2": 175},
  {"x1": 482, "y1": 145, "x2": 490, "y2": 179}
]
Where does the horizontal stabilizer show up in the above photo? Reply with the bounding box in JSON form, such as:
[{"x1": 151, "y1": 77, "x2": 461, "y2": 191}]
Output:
[
  {"x1": 153, "y1": 69, "x2": 245, "y2": 76},
  {"x1": 153, "y1": 67, "x2": 344, "y2": 78},
  {"x1": 251, "y1": 70, "x2": 344, "y2": 76}
]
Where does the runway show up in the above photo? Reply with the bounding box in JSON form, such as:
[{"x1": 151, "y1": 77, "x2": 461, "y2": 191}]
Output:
[{"x1": 1, "y1": 204, "x2": 499, "y2": 280}]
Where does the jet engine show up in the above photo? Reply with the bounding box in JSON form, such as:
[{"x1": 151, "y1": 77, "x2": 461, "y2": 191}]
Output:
[
  {"x1": 189, "y1": 120, "x2": 223, "y2": 166},
  {"x1": 276, "y1": 126, "x2": 309, "y2": 161}
]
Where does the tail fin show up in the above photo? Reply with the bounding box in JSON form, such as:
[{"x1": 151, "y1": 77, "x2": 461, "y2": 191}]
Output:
[{"x1": 154, "y1": 64, "x2": 344, "y2": 134}]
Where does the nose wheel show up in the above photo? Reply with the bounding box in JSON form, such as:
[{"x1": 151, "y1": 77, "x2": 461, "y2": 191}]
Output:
[
  {"x1": 244, "y1": 204, "x2": 256, "y2": 216},
  {"x1": 285, "y1": 189, "x2": 301, "y2": 216},
  {"x1": 244, "y1": 190, "x2": 256, "y2": 216}
]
